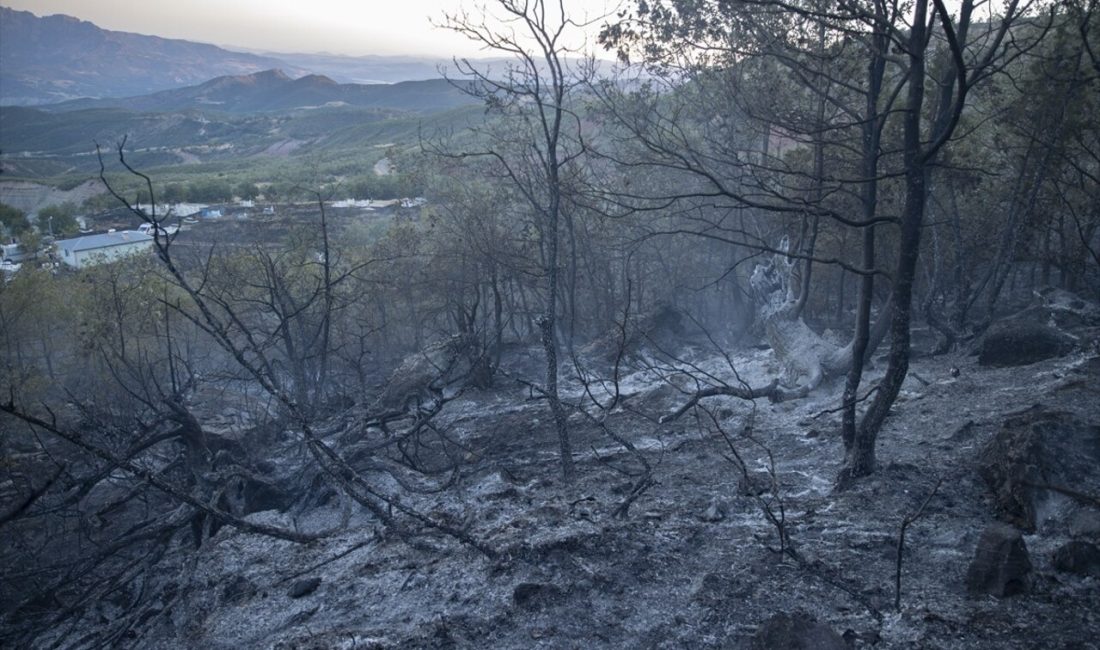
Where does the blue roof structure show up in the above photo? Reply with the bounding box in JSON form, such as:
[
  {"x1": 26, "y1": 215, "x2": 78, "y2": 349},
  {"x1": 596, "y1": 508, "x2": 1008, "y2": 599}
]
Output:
[{"x1": 55, "y1": 231, "x2": 154, "y2": 252}]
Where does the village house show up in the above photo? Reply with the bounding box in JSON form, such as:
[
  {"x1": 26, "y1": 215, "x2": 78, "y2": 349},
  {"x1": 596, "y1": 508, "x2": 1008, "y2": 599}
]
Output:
[
  {"x1": 54, "y1": 230, "x2": 154, "y2": 269},
  {"x1": 1, "y1": 241, "x2": 29, "y2": 263}
]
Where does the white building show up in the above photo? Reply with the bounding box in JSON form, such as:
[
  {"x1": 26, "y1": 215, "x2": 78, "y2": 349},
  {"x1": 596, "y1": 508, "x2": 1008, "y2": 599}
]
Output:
[
  {"x1": 331, "y1": 198, "x2": 373, "y2": 208},
  {"x1": 54, "y1": 231, "x2": 154, "y2": 269},
  {"x1": 136, "y1": 203, "x2": 207, "y2": 217},
  {"x1": 1, "y1": 242, "x2": 28, "y2": 263}
]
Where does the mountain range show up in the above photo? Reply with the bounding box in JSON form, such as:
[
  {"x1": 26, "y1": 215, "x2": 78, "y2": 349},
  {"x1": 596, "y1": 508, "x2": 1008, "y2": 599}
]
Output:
[
  {"x1": 45, "y1": 69, "x2": 478, "y2": 114},
  {"x1": 0, "y1": 7, "x2": 510, "y2": 106},
  {"x1": 0, "y1": 7, "x2": 312, "y2": 105},
  {"x1": 238, "y1": 52, "x2": 487, "y2": 86},
  {"x1": 0, "y1": 7, "x2": 508, "y2": 183}
]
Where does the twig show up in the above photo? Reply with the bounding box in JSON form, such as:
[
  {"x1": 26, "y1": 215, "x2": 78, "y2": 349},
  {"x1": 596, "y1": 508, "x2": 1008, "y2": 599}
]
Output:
[
  {"x1": 707, "y1": 406, "x2": 792, "y2": 555},
  {"x1": 811, "y1": 385, "x2": 880, "y2": 420},
  {"x1": 895, "y1": 477, "x2": 943, "y2": 611},
  {"x1": 271, "y1": 536, "x2": 377, "y2": 587}
]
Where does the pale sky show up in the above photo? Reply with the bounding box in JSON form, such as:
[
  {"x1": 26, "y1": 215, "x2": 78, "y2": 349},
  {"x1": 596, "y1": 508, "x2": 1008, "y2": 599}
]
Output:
[{"x1": 1, "y1": 0, "x2": 616, "y2": 58}]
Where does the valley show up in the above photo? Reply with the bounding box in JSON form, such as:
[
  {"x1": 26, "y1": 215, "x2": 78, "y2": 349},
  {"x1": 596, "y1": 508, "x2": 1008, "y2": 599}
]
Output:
[{"x1": 0, "y1": 71, "x2": 484, "y2": 200}]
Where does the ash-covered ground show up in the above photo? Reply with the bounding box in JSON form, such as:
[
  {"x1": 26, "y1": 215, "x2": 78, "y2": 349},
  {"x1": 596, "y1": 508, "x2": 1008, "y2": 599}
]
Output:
[{"x1": 30, "y1": 330, "x2": 1096, "y2": 650}]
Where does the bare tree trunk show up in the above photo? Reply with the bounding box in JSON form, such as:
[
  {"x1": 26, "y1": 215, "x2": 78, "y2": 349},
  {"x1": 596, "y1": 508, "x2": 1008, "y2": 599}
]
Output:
[
  {"x1": 849, "y1": 0, "x2": 932, "y2": 476},
  {"x1": 542, "y1": 182, "x2": 575, "y2": 482},
  {"x1": 793, "y1": 214, "x2": 819, "y2": 320},
  {"x1": 317, "y1": 193, "x2": 333, "y2": 403},
  {"x1": 439, "y1": 0, "x2": 582, "y2": 482},
  {"x1": 842, "y1": 7, "x2": 887, "y2": 470},
  {"x1": 793, "y1": 36, "x2": 829, "y2": 321}
]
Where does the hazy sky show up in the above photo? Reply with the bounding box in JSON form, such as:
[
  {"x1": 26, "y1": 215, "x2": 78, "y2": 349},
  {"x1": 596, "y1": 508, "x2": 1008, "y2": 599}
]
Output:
[{"x1": 1, "y1": 0, "x2": 615, "y2": 58}]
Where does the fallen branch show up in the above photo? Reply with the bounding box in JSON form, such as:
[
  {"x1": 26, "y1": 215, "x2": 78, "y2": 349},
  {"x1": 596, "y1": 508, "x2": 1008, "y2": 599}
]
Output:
[
  {"x1": 271, "y1": 536, "x2": 377, "y2": 588},
  {"x1": 660, "y1": 380, "x2": 780, "y2": 423},
  {"x1": 612, "y1": 474, "x2": 657, "y2": 519},
  {"x1": 0, "y1": 402, "x2": 317, "y2": 544}
]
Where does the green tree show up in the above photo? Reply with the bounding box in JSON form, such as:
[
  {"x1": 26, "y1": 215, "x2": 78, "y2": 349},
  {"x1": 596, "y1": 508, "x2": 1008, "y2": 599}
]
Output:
[
  {"x1": 162, "y1": 183, "x2": 187, "y2": 203},
  {"x1": 0, "y1": 202, "x2": 31, "y2": 236},
  {"x1": 82, "y1": 192, "x2": 119, "y2": 213},
  {"x1": 18, "y1": 230, "x2": 42, "y2": 258},
  {"x1": 186, "y1": 178, "x2": 233, "y2": 203},
  {"x1": 38, "y1": 202, "x2": 80, "y2": 237},
  {"x1": 235, "y1": 181, "x2": 260, "y2": 201},
  {"x1": 347, "y1": 176, "x2": 373, "y2": 200}
]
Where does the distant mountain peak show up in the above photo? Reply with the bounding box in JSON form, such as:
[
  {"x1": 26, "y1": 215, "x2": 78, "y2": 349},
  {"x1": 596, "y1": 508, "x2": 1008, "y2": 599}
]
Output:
[
  {"x1": 0, "y1": 7, "x2": 304, "y2": 105},
  {"x1": 47, "y1": 12, "x2": 84, "y2": 25},
  {"x1": 253, "y1": 69, "x2": 292, "y2": 81},
  {"x1": 210, "y1": 69, "x2": 293, "y2": 88},
  {"x1": 294, "y1": 73, "x2": 339, "y2": 86}
]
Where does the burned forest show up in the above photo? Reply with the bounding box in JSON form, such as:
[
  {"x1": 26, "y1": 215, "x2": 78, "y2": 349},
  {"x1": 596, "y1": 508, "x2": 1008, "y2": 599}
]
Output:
[{"x1": 1, "y1": 0, "x2": 1099, "y2": 648}]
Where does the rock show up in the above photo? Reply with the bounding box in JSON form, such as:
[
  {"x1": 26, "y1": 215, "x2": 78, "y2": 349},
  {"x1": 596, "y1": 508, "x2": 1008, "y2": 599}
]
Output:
[
  {"x1": 700, "y1": 499, "x2": 726, "y2": 522},
  {"x1": 1052, "y1": 541, "x2": 1100, "y2": 577},
  {"x1": 977, "y1": 406, "x2": 1100, "y2": 532},
  {"x1": 966, "y1": 523, "x2": 1032, "y2": 598},
  {"x1": 512, "y1": 582, "x2": 563, "y2": 610},
  {"x1": 287, "y1": 576, "x2": 322, "y2": 599},
  {"x1": 749, "y1": 611, "x2": 846, "y2": 650},
  {"x1": 977, "y1": 321, "x2": 1073, "y2": 367}
]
